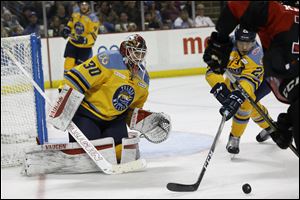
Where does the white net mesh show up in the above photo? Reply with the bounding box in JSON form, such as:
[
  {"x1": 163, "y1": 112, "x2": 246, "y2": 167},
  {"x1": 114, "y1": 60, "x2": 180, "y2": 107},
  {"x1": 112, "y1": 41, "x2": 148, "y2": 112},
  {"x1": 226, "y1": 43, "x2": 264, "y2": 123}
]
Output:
[{"x1": 1, "y1": 35, "x2": 40, "y2": 167}]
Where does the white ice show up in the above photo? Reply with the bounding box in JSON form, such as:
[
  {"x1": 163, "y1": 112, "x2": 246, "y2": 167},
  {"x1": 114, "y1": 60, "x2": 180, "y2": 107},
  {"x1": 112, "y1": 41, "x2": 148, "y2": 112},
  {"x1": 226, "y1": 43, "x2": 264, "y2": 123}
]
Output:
[{"x1": 1, "y1": 75, "x2": 299, "y2": 199}]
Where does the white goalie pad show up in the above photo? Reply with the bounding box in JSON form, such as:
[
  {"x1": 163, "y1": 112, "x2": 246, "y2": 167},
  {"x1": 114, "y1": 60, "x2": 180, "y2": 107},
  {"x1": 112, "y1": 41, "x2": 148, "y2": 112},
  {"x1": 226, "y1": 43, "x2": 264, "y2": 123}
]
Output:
[
  {"x1": 47, "y1": 85, "x2": 84, "y2": 131},
  {"x1": 22, "y1": 138, "x2": 117, "y2": 176},
  {"x1": 120, "y1": 136, "x2": 140, "y2": 164},
  {"x1": 129, "y1": 108, "x2": 171, "y2": 143}
]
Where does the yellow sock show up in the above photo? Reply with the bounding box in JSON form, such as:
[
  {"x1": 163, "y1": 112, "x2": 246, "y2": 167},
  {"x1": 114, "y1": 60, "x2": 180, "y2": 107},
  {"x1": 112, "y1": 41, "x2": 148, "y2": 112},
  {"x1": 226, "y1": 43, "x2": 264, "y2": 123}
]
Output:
[{"x1": 115, "y1": 144, "x2": 122, "y2": 163}]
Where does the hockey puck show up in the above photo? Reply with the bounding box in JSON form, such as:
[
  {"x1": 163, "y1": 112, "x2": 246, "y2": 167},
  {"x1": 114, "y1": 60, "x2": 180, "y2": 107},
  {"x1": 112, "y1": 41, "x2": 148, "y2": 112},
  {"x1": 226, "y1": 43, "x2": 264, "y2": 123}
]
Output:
[{"x1": 242, "y1": 183, "x2": 251, "y2": 194}]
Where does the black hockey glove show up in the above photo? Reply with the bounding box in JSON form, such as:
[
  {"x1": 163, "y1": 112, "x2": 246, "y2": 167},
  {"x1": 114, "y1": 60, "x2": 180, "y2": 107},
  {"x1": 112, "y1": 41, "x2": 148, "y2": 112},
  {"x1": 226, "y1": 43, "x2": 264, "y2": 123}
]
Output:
[
  {"x1": 203, "y1": 32, "x2": 233, "y2": 74},
  {"x1": 219, "y1": 90, "x2": 245, "y2": 121},
  {"x1": 270, "y1": 113, "x2": 293, "y2": 149},
  {"x1": 62, "y1": 26, "x2": 71, "y2": 39},
  {"x1": 210, "y1": 82, "x2": 231, "y2": 105},
  {"x1": 71, "y1": 35, "x2": 87, "y2": 44}
]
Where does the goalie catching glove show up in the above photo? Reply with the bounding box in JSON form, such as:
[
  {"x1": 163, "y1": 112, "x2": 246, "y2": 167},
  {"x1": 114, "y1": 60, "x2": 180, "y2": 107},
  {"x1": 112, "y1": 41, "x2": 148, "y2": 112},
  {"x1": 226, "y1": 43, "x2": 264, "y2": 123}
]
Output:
[{"x1": 128, "y1": 108, "x2": 171, "y2": 143}]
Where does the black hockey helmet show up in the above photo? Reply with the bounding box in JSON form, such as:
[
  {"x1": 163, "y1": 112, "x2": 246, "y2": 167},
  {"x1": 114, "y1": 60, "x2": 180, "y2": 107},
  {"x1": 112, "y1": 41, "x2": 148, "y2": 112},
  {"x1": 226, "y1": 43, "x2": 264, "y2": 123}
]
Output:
[{"x1": 234, "y1": 25, "x2": 256, "y2": 42}]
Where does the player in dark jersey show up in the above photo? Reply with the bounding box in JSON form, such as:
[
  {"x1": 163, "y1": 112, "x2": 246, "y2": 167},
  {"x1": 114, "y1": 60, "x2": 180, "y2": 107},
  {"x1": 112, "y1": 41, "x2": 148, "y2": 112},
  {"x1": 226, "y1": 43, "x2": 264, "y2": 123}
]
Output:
[{"x1": 203, "y1": 1, "x2": 299, "y2": 154}]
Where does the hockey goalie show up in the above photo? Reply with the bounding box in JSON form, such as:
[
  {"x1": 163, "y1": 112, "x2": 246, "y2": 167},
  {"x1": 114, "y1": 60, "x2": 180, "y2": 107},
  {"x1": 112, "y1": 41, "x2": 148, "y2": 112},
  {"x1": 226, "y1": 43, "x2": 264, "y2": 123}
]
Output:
[{"x1": 23, "y1": 34, "x2": 172, "y2": 176}]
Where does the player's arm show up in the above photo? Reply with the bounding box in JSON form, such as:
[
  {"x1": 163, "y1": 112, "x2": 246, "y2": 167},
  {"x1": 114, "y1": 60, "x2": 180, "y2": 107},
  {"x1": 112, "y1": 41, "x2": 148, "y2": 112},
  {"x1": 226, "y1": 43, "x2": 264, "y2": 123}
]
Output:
[
  {"x1": 84, "y1": 15, "x2": 100, "y2": 46},
  {"x1": 62, "y1": 14, "x2": 75, "y2": 39},
  {"x1": 63, "y1": 56, "x2": 109, "y2": 94}
]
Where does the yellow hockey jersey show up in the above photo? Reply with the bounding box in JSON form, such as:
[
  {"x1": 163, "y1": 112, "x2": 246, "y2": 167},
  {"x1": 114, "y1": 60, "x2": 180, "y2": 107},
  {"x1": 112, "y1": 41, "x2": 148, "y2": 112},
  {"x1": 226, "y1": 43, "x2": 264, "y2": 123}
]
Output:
[
  {"x1": 67, "y1": 11, "x2": 100, "y2": 48},
  {"x1": 64, "y1": 50, "x2": 149, "y2": 121},
  {"x1": 206, "y1": 42, "x2": 264, "y2": 100}
]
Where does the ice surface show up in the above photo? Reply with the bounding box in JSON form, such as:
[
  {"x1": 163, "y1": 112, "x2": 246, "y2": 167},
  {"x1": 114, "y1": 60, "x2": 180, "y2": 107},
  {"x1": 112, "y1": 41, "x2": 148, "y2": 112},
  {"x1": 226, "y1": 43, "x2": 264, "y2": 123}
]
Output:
[{"x1": 1, "y1": 75, "x2": 298, "y2": 199}]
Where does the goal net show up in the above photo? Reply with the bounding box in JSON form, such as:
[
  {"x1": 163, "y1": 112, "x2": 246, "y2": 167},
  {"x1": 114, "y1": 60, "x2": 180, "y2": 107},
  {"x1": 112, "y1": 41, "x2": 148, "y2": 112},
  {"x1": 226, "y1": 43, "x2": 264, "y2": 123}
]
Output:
[{"x1": 1, "y1": 34, "x2": 48, "y2": 168}]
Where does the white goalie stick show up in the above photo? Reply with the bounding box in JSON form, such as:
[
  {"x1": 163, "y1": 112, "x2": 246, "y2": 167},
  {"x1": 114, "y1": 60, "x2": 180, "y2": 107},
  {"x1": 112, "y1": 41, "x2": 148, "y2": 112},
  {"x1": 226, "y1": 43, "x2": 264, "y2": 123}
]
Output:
[
  {"x1": 3, "y1": 48, "x2": 147, "y2": 174},
  {"x1": 224, "y1": 70, "x2": 298, "y2": 158}
]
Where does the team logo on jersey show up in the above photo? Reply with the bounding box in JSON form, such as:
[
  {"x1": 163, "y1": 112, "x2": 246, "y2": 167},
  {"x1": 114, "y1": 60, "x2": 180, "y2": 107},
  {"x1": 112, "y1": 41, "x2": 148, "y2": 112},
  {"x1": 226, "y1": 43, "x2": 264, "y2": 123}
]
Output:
[
  {"x1": 112, "y1": 85, "x2": 135, "y2": 111},
  {"x1": 74, "y1": 22, "x2": 85, "y2": 35}
]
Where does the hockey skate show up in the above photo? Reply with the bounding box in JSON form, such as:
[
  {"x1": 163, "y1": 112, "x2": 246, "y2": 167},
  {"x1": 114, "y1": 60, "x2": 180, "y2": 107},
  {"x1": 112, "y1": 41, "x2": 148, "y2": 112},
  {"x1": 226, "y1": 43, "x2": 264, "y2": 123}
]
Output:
[
  {"x1": 256, "y1": 127, "x2": 272, "y2": 143},
  {"x1": 226, "y1": 133, "x2": 240, "y2": 154}
]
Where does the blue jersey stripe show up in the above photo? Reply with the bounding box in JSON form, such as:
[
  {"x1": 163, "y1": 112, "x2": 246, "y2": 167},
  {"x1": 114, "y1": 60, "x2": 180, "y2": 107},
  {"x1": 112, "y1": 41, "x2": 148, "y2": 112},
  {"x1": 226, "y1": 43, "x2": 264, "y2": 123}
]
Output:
[
  {"x1": 65, "y1": 74, "x2": 85, "y2": 93},
  {"x1": 70, "y1": 69, "x2": 91, "y2": 90}
]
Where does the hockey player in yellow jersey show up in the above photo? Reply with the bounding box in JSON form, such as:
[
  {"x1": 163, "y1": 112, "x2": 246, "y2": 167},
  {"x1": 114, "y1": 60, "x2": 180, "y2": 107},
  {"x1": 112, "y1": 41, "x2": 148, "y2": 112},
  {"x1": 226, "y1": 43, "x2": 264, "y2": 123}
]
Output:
[
  {"x1": 63, "y1": 34, "x2": 171, "y2": 161},
  {"x1": 62, "y1": 1, "x2": 100, "y2": 72},
  {"x1": 206, "y1": 25, "x2": 272, "y2": 154}
]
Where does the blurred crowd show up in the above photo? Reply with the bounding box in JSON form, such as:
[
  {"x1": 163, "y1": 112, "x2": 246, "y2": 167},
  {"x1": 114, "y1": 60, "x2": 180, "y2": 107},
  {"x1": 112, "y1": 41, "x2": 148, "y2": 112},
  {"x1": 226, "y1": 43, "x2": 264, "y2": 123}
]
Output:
[{"x1": 1, "y1": 1, "x2": 216, "y2": 38}]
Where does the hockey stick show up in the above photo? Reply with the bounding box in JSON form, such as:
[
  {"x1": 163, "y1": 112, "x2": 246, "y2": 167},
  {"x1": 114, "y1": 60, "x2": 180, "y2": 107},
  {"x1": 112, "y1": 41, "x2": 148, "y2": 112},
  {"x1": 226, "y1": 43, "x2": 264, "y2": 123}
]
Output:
[
  {"x1": 224, "y1": 70, "x2": 298, "y2": 157},
  {"x1": 167, "y1": 114, "x2": 227, "y2": 192},
  {"x1": 3, "y1": 48, "x2": 147, "y2": 174}
]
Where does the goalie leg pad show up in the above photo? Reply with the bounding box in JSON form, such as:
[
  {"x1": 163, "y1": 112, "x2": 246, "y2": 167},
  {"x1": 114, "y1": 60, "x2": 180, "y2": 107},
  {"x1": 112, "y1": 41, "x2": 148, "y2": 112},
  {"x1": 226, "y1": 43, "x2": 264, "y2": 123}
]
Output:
[
  {"x1": 120, "y1": 135, "x2": 140, "y2": 164},
  {"x1": 22, "y1": 138, "x2": 117, "y2": 176}
]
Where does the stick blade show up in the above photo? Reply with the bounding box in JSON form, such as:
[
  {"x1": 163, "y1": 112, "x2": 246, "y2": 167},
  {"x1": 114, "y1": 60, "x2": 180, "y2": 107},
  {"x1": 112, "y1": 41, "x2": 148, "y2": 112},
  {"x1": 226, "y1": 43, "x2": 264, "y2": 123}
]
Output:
[{"x1": 166, "y1": 182, "x2": 198, "y2": 192}]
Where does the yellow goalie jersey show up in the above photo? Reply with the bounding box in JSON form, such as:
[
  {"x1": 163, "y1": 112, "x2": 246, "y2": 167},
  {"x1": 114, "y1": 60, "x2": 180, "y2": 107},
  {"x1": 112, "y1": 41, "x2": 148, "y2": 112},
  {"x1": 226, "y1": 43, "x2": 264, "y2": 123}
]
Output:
[
  {"x1": 206, "y1": 42, "x2": 264, "y2": 100},
  {"x1": 64, "y1": 50, "x2": 149, "y2": 121},
  {"x1": 67, "y1": 11, "x2": 100, "y2": 48}
]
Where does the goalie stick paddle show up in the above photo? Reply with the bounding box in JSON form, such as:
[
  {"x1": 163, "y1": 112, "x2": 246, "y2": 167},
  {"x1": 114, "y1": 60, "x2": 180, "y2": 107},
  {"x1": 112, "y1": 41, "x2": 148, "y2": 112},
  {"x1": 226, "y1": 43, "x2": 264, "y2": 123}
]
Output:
[
  {"x1": 4, "y1": 48, "x2": 147, "y2": 174},
  {"x1": 167, "y1": 114, "x2": 227, "y2": 192},
  {"x1": 224, "y1": 70, "x2": 298, "y2": 158}
]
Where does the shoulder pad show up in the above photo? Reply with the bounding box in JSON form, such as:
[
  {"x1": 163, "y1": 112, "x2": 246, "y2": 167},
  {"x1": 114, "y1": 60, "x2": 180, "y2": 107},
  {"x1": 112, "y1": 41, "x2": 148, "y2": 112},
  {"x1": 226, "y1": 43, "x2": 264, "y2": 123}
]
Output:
[
  {"x1": 89, "y1": 13, "x2": 99, "y2": 22},
  {"x1": 97, "y1": 50, "x2": 127, "y2": 70},
  {"x1": 248, "y1": 43, "x2": 263, "y2": 65}
]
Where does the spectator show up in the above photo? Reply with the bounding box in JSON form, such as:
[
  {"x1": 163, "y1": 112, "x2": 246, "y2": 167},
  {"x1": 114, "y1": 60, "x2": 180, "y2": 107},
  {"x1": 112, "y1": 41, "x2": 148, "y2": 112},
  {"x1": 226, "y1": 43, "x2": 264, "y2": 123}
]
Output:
[
  {"x1": 147, "y1": 1, "x2": 163, "y2": 26},
  {"x1": 173, "y1": 9, "x2": 194, "y2": 29},
  {"x1": 49, "y1": 16, "x2": 64, "y2": 37},
  {"x1": 144, "y1": 12, "x2": 161, "y2": 30},
  {"x1": 11, "y1": 24, "x2": 24, "y2": 36},
  {"x1": 23, "y1": 11, "x2": 40, "y2": 36},
  {"x1": 115, "y1": 12, "x2": 137, "y2": 32},
  {"x1": 19, "y1": 6, "x2": 35, "y2": 29},
  {"x1": 2, "y1": 10, "x2": 21, "y2": 30},
  {"x1": 1, "y1": 22, "x2": 9, "y2": 37},
  {"x1": 56, "y1": 3, "x2": 69, "y2": 26},
  {"x1": 161, "y1": 1, "x2": 180, "y2": 23},
  {"x1": 122, "y1": 1, "x2": 141, "y2": 29},
  {"x1": 97, "y1": 1, "x2": 119, "y2": 24},
  {"x1": 194, "y1": 4, "x2": 215, "y2": 27},
  {"x1": 115, "y1": 12, "x2": 129, "y2": 32}
]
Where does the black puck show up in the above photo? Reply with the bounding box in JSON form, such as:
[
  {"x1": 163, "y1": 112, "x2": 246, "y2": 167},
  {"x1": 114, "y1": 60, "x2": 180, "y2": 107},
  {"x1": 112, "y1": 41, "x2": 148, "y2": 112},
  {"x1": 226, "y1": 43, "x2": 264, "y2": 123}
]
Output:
[{"x1": 242, "y1": 183, "x2": 251, "y2": 194}]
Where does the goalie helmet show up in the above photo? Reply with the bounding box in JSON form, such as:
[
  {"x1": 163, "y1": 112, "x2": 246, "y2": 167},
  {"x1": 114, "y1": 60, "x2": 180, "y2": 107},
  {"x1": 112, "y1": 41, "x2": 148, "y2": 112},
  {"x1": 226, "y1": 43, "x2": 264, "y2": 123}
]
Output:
[{"x1": 120, "y1": 34, "x2": 147, "y2": 66}]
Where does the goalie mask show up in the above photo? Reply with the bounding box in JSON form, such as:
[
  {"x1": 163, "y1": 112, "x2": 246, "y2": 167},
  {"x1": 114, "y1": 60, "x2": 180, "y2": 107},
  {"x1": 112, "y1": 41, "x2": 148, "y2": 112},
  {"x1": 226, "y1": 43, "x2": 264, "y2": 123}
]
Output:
[{"x1": 120, "y1": 34, "x2": 147, "y2": 70}]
